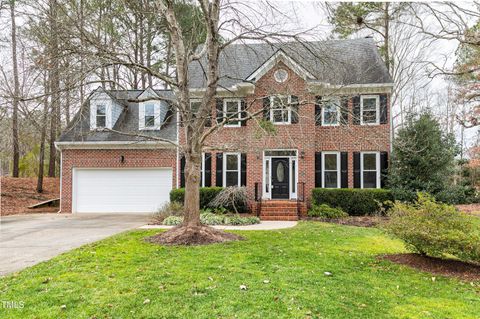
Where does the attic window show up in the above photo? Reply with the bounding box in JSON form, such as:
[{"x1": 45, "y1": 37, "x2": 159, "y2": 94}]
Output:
[
  {"x1": 274, "y1": 69, "x2": 288, "y2": 83},
  {"x1": 144, "y1": 104, "x2": 155, "y2": 127},
  {"x1": 96, "y1": 105, "x2": 106, "y2": 128}
]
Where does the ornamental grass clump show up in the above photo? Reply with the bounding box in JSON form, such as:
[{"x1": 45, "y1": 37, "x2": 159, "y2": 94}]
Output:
[{"x1": 383, "y1": 193, "x2": 480, "y2": 263}]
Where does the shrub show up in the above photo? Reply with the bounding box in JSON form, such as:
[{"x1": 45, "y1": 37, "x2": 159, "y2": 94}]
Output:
[
  {"x1": 311, "y1": 189, "x2": 394, "y2": 216},
  {"x1": 383, "y1": 193, "x2": 480, "y2": 263},
  {"x1": 152, "y1": 202, "x2": 184, "y2": 224},
  {"x1": 308, "y1": 204, "x2": 348, "y2": 218},
  {"x1": 163, "y1": 216, "x2": 183, "y2": 226},
  {"x1": 170, "y1": 187, "x2": 223, "y2": 209},
  {"x1": 161, "y1": 213, "x2": 260, "y2": 226},
  {"x1": 208, "y1": 186, "x2": 248, "y2": 213},
  {"x1": 434, "y1": 184, "x2": 477, "y2": 205}
]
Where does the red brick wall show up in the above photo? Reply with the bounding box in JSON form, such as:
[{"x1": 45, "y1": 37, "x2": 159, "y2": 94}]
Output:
[
  {"x1": 179, "y1": 61, "x2": 391, "y2": 206},
  {"x1": 60, "y1": 148, "x2": 177, "y2": 213}
]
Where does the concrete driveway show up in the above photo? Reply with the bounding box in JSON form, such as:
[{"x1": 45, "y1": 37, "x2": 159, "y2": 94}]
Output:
[{"x1": 0, "y1": 213, "x2": 151, "y2": 276}]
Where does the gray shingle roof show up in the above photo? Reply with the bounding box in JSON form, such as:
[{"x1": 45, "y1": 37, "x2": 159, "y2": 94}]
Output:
[
  {"x1": 188, "y1": 38, "x2": 393, "y2": 89},
  {"x1": 58, "y1": 89, "x2": 177, "y2": 143}
]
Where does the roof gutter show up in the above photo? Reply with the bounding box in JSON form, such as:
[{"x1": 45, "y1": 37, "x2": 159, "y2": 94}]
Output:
[
  {"x1": 307, "y1": 82, "x2": 394, "y2": 94},
  {"x1": 54, "y1": 141, "x2": 177, "y2": 151}
]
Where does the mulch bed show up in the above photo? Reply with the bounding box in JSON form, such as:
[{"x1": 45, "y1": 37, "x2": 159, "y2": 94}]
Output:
[
  {"x1": 1, "y1": 177, "x2": 60, "y2": 216},
  {"x1": 381, "y1": 253, "x2": 480, "y2": 282},
  {"x1": 146, "y1": 225, "x2": 244, "y2": 246},
  {"x1": 304, "y1": 216, "x2": 387, "y2": 227},
  {"x1": 456, "y1": 203, "x2": 480, "y2": 216}
]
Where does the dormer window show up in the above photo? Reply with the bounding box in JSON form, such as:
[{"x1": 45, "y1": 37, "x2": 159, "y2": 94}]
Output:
[
  {"x1": 96, "y1": 105, "x2": 107, "y2": 128},
  {"x1": 144, "y1": 103, "x2": 155, "y2": 128},
  {"x1": 139, "y1": 102, "x2": 161, "y2": 130}
]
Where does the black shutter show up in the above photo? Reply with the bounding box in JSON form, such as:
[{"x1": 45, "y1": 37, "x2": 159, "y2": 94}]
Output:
[
  {"x1": 241, "y1": 99, "x2": 247, "y2": 126},
  {"x1": 380, "y1": 151, "x2": 388, "y2": 188},
  {"x1": 204, "y1": 153, "x2": 212, "y2": 187},
  {"x1": 290, "y1": 95, "x2": 299, "y2": 124},
  {"x1": 352, "y1": 95, "x2": 361, "y2": 125},
  {"x1": 353, "y1": 152, "x2": 361, "y2": 188},
  {"x1": 315, "y1": 152, "x2": 322, "y2": 187},
  {"x1": 180, "y1": 156, "x2": 186, "y2": 188},
  {"x1": 215, "y1": 153, "x2": 223, "y2": 187},
  {"x1": 263, "y1": 97, "x2": 270, "y2": 121},
  {"x1": 380, "y1": 94, "x2": 388, "y2": 124},
  {"x1": 341, "y1": 152, "x2": 348, "y2": 188},
  {"x1": 216, "y1": 98, "x2": 223, "y2": 124},
  {"x1": 241, "y1": 153, "x2": 247, "y2": 186},
  {"x1": 340, "y1": 96, "x2": 349, "y2": 125},
  {"x1": 315, "y1": 96, "x2": 322, "y2": 126}
]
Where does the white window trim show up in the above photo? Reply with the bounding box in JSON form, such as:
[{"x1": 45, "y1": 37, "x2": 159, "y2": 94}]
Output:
[
  {"x1": 322, "y1": 152, "x2": 341, "y2": 188},
  {"x1": 360, "y1": 95, "x2": 380, "y2": 125},
  {"x1": 91, "y1": 102, "x2": 112, "y2": 130},
  {"x1": 201, "y1": 153, "x2": 206, "y2": 187},
  {"x1": 139, "y1": 101, "x2": 161, "y2": 130},
  {"x1": 360, "y1": 151, "x2": 381, "y2": 189},
  {"x1": 223, "y1": 99, "x2": 242, "y2": 127},
  {"x1": 270, "y1": 95, "x2": 292, "y2": 125},
  {"x1": 223, "y1": 152, "x2": 241, "y2": 187},
  {"x1": 322, "y1": 98, "x2": 341, "y2": 127}
]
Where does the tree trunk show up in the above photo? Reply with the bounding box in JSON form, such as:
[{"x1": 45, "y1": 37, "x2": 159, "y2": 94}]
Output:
[
  {"x1": 48, "y1": 0, "x2": 60, "y2": 177},
  {"x1": 10, "y1": 0, "x2": 20, "y2": 177},
  {"x1": 383, "y1": 2, "x2": 390, "y2": 73},
  {"x1": 37, "y1": 73, "x2": 50, "y2": 193},
  {"x1": 182, "y1": 151, "x2": 202, "y2": 227}
]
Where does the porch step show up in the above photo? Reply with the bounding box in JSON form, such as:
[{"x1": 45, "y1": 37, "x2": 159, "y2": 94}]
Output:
[{"x1": 258, "y1": 200, "x2": 299, "y2": 221}]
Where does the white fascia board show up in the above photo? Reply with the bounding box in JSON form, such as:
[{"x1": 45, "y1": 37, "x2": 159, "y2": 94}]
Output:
[
  {"x1": 246, "y1": 50, "x2": 315, "y2": 82},
  {"x1": 55, "y1": 141, "x2": 177, "y2": 150},
  {"x1": 307, "y1": 82, "x2": 394, "y2": 94},
  {"x1": 137, "y1": 87, "x2": 161, "y2": 100}
]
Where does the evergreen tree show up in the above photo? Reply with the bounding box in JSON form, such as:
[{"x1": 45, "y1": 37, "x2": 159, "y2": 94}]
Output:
[{"x1": 389, "y1": 112, "x2": 460, "y2": 201}]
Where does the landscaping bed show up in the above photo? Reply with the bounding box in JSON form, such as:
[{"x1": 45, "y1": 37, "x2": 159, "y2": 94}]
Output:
[
  {"x1": 381, "y1": 253, "x2": 480, "y2": 282},
  {"x1": 1, "y1": 177, "x2": 59, "y2": 216}
]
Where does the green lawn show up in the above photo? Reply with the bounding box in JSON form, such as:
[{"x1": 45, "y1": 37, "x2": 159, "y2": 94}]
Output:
[{"x1": 1, "y1": 222, "x2": 479, "y2": 319}]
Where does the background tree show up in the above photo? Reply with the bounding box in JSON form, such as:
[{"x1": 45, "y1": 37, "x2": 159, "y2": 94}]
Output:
[{"x1": 388, "y1": 112, "x2": 464, "y2": 202}]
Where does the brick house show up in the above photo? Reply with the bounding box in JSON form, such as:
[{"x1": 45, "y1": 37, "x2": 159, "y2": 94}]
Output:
[{"x1": 56, "y1": 38, "x2": 393, "y2": 219}]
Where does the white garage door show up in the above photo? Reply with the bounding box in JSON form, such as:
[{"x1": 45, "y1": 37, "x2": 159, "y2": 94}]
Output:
[{"x1": 73, "y1": 168, "x2": 173, "y2": 213}]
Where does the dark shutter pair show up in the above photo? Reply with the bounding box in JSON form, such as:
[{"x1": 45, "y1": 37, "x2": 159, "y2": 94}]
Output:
[
  {"x1": 216, "y1": 98, "x2": 247, "y2": 126},
  {"x1": 215, "y1": 153, "x2": 247, "y2": 187},
  {"x1": 352, "y1": 94, "x2": 388, "y2": 125},
  {"x1": 353, "y1": 152, "x2": 388, "y2": 188},
  {"x1": 314, "y1": 152, "x2": 348, "y2": 188},
  {"x1": 315, "y1": 96, "x2": 349, "y2": 126},
  {"x1": 179, "y1": 153, "x2": 212, "y2": 188}
]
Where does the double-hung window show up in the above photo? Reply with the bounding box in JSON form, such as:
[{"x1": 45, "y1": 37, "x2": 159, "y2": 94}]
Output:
[
  {"x1": 224, "y1": 99, "x2": 241, "y2": 127},
  {"x1": 360, "y1": 95, "x2": 379, "y2": 125},
  {"x1": 322, "y1": 98, "x2": 340, "y2": 126},
  {"x1": 96, "y1": 105, "x2": 106, "y2": 128},
  {"x1": 223, "y1": 153, "x2": 241, "y2": 186},
  {"x1": 322, "y1": 152, "x2": 340, "y2": 188},
  {"x1": 361, "y1": 152, "x2": 380, "y2": 188},
  {"x1": 270, "y1": 95, "x2": 291, "y2": 124},
  {"x1": 144, "y1": 104, "x2": 155, "y2": 128}
]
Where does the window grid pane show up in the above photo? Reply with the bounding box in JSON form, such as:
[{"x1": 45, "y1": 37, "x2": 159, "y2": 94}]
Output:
[{"x1": 225, "y1": 154, "x2": 240, "y2": 187}]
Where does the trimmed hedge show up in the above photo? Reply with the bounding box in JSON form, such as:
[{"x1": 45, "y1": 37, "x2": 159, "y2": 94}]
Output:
[
  {"x1": 170, "y1": 187, "x2": 223, "y2": 209},
  {"x1": 311, "y1": 188, "x2": 394, "y2": 216}
]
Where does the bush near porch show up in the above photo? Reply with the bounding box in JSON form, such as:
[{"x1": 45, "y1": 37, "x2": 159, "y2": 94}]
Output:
[
  {"x1": 311, "y1": 189, "x2": 394, "y2": 216},
  {"x1": 170, "y1": 187, "x2": 248, "y2": 213}
]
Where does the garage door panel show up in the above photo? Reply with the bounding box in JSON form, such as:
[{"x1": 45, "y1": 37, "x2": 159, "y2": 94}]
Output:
[{"x1": 74, "y1": 169, "x2": 172, "y2": 213}]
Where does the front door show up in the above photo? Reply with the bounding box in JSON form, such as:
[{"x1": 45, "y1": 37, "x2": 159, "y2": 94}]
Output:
[{"x1": 271, "y1": 158, "x2": 290, "y2": 199}]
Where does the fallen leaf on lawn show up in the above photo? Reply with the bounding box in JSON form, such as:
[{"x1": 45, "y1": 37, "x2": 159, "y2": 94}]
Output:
[
  {"x1": 431, "y1": 277, "x2": 436, "y2": 282},
  {"x1": 143, "y1": 299, "x2": 150, "y2": 305},
  {"x1": 208, "y1": 277, "x2": 213, "y2": 281},
  {"x1": 42, "y1": 277, "x2": 51, "y2": 284},
  {"x1": 263, "y1": 280, "x2": 270, "y2": 284},
  {"x1": 239, "y1": 284, "x2": 248, "y2": 290},
  {"x1": 324, "y1": 272, "x2": 332, "y2": 276},
  {"x1": 60, "y1": 305, "x2": 67, "y2": 310}
]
